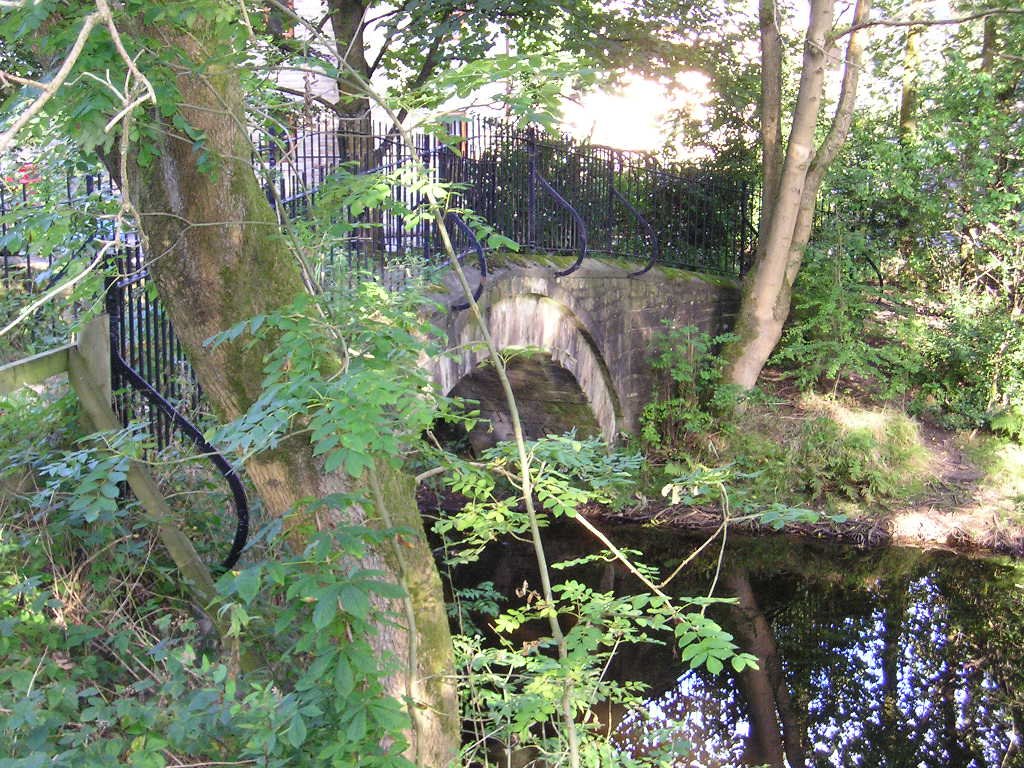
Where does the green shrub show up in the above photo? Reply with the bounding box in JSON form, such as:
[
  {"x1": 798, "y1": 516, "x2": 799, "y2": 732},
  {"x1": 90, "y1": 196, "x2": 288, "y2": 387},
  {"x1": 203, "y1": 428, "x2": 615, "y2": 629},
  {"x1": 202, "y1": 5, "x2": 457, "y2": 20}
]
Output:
[
  {"x1": 901, "y1": 294, "x2": 1024, "y2": 435},
  {"x1": 770, "y1": 226, "x2": 912, "y2": 395},
  {"x1": 640, "y1": 324, "x2": 739, "y2": 455},
  {"x1": 788, "y1": 407, "x2": 926, "y2": 504}
]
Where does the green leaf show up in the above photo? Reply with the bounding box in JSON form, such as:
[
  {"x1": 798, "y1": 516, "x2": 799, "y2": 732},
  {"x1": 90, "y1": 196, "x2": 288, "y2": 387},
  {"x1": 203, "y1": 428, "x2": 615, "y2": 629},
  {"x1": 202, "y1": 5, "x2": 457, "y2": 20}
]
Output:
[
  {"x1": 233, "y1": 568, "x2": 261, "y2": 604},
  {"x1": 313, "y1": 594, "x2": 338, "y2": 630},
  {"x1": 339, "y1": 585, "x2": 370, "y2": 621},
  {"x1": 286, "y1": 714, "x2": 307, "y2": 749},
  {"x1": 346, "y1": 706, "x2": 367, "y2": 743},
  {"x1": 334, "y1": 655, "x2": 354, "y2": 697}
]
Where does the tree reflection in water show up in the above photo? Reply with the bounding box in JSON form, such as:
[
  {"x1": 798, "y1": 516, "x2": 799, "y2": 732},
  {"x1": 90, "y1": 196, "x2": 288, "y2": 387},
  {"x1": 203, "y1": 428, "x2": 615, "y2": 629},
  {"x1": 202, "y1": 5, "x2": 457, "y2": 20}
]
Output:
[
  {"x1": 447, "y1": 522, "x2": 1024, "y2": 767},
  {"x1": 609, "y1": 536, "x2": 1024, "y2": 767}
]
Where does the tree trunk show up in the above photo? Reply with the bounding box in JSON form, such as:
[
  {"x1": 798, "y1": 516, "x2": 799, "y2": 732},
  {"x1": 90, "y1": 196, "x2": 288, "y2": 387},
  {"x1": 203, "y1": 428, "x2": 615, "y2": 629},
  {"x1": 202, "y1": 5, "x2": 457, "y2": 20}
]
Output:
[
  {"x1": 327, "y1": 0, "x2": 372, "y2": 123},
  {"x1": 981, "y1": 14, "x2": 997, "y2": 74},
  {"x1": 117, "y1": 21, "x2": 458, "y2": 766},
  {"x1": 725, "y1": 0, "x2": 836, "y2": 389},
  {"x1": 724, "y1": 0, "x2": 873, "y2": 390},
  {"x1": 758, "y1": 0, "x2": 784, "y2": 255},
  {"x1": 899, "y1": 0, "x2": 924, "y2": 137}
]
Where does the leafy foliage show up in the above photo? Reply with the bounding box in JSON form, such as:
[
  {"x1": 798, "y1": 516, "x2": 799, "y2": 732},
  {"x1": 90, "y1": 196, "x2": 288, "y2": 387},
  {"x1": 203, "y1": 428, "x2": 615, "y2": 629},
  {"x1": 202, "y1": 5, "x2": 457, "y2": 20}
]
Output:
[
  {"x1": 208, "y1": 281, "x2": 444, "y2": 478},
  {"x1": 811, "y1": 13, "x2": 1024, "y2": 436},
  {"x1": 640, "y1": 323, "x2": 738, "y2": 454},
  {"x1": 770, "y1": 225, "x2": 911, "y2": 394},
  {"x1": 432, "y1": 432, "x2": 758, "y2": 764},
  {"x1": 900, "y1": 295, "x2": 1024, "y2": 436},
  {"x1": 1, "y1": 487, "x2": 414, "y2": 766},
  {"x1": 437, "y1": 434, "x2": 642, "y2": 563}
]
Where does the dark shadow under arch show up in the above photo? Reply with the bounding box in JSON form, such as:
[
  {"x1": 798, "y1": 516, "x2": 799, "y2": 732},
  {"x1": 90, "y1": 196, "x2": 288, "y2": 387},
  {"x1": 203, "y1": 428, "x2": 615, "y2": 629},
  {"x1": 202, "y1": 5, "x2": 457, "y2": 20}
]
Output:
[{"x1": 446, "y1": 349, "x2": 601, "y2": 454}]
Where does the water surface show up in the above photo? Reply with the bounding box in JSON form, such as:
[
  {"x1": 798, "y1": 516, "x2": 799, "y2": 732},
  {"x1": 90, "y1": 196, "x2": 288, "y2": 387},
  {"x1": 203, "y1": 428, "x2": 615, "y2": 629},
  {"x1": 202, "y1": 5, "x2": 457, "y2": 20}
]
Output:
[{"x1": 447, "y1": 521, "x2": 1024, "y2": 767}]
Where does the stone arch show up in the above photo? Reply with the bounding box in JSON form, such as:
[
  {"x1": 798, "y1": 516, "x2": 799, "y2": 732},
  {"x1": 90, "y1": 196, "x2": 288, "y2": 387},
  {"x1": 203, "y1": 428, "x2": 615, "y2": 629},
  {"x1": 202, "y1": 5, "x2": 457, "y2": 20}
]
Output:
[{"x1": 430, "y1": 289, "x2": 621, "y2": 443}]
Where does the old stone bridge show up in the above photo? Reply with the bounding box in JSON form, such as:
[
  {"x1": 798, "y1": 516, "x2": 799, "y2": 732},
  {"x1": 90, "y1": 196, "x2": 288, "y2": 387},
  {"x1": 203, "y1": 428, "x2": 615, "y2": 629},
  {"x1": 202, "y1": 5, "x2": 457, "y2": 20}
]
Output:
[{"x1": 425, "y1": 256, "x2": 739, "y2": 449}]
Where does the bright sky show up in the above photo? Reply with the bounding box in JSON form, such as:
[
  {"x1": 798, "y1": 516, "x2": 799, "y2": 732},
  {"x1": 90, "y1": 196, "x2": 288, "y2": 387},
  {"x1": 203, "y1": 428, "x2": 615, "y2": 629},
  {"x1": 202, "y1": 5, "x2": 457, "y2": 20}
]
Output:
[
  {"x1": 560, "y1": 72, "x2": 712, "y2": 156},
  {"x1": 290, "y1": 0, "x2": 961, "y2": 157}
]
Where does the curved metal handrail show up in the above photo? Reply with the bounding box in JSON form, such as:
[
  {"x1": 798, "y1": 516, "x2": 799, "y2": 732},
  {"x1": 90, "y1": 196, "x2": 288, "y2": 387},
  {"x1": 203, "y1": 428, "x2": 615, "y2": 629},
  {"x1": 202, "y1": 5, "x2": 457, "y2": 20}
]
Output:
[
  {"x1": 110, "y1": 350, "x2": 250, "y2": 570},
  {"x1": 445, "y1": 212, "x2": 487, "y2": 311},
  {"x1": 527, "y1": 133, "x2": 589, "y2": 278},
  {"x1": 106, "y1": 271, "x2": 249, "y2": 571},
  {"x1": 535, "y1": 173, "x2": 589, "y2": 277},
  {"x1": 609, "y1": 186, "x2": 661, "y2": 278}
]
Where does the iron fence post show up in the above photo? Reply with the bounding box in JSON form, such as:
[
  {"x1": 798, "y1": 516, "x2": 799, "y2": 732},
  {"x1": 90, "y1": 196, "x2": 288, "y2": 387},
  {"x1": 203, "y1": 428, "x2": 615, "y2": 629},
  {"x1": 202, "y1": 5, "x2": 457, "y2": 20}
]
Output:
[
  {"x1": 266, "y1": 128, "x2": 277, "y2": 204},
  {"x1": 527, "y1": 128, "x2": 537, "y2": 248},
  {"x1": 420, "y1": 131, "x2": 432, "y2": 267},
  {"x1": 740, "y1": 180, "x2": 749, "y2": 275},
  {"x1": 607, "y1": 153, "x2": 616, "y2": 236}
]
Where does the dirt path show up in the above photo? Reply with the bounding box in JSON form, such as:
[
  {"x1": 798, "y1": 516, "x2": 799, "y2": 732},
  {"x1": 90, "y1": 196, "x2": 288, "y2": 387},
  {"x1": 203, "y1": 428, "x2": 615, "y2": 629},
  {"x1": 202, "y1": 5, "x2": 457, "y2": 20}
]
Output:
[{"x1": 885, "y1": 424, "x2": 1024, "y2": 556}]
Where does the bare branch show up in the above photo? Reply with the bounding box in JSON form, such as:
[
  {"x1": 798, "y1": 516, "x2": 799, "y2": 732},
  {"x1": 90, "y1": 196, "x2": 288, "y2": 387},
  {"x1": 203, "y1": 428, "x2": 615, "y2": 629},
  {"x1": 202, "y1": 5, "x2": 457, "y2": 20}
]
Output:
[
  {"x1": 0, "y1": 71, "x2": 47, "y2": 90},
  {"x1": 811, "y1": 0, "x2": 873, "y2": 184},
  {"x1": 834, "y1": 6, "x2": 1024, "y2": 38},
  {"x1": 95, "y1": 0, "x2": 157, "y2": 130}
]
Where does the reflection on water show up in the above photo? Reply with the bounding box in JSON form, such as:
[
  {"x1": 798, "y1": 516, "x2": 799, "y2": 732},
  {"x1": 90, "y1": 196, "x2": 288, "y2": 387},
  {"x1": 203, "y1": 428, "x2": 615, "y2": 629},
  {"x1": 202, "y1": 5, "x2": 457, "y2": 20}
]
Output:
[{"x1": 448, "y1": 521, "x2": 1024, "y2": 767}]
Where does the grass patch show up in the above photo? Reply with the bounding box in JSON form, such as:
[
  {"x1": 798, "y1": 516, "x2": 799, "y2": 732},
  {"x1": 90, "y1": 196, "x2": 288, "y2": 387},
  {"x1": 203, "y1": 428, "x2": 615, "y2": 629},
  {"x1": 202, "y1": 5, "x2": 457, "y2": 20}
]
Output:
[
  {"x1": 786, "y1": 395, "x2": 929, "y2": 506},
  {"x1": 962, "y1": 435, "x2": 1024, "y2": 518},
  {"x1": 651, "y1": 391, "x2": 931, "y2": 513}
]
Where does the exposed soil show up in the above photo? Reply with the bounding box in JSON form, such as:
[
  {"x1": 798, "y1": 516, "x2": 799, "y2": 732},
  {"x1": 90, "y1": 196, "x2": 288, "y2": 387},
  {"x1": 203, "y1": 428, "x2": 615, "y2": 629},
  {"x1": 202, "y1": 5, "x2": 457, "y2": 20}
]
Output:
[{"x1": 883, "y1": 422, "x2": 1024, "y2": 556}]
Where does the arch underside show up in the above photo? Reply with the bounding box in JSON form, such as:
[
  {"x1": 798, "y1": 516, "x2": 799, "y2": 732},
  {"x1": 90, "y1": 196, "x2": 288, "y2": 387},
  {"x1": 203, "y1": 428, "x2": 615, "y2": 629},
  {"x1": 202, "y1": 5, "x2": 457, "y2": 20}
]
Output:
[
  {"x1": 449, "y1": 352, "x2": 601, "y2": 451},
  {"x1": 434, "y1": 293, "x2": 620, "y2": 446}
]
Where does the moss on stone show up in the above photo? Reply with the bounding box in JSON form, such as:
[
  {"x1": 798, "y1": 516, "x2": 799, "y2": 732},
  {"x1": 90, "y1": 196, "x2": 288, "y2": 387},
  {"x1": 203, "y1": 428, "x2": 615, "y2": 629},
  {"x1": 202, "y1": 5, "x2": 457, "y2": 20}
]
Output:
[{"x1": 481, "y1": 250, "x2": 739, "y2": 289}]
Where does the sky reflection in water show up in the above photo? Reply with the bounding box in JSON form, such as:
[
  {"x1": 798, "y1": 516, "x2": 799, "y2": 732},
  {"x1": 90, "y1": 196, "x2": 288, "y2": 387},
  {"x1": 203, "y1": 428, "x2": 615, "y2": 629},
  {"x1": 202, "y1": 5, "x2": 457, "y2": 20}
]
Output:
[{"x1": 608, "y1": 534, "x2": 1024, "y2": 767}]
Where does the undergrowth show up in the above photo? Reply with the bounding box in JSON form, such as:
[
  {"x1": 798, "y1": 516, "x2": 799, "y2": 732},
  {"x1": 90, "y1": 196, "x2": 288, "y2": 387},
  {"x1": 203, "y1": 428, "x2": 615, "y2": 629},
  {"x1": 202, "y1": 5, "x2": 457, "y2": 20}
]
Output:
[{"x1": 641, "y1": 324, "x2": 929, "y2": 511}]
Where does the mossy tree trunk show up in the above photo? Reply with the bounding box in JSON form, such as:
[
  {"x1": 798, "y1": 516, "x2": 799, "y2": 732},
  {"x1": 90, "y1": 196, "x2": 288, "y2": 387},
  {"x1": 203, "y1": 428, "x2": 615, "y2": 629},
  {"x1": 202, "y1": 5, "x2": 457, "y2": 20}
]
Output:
[
  {"x1": 115, "y1": 22, "x2": 458, "y2": 767},
  {"x1": 898, "y1": 0, "x2": 925, "y2": 138},
  {"x1": 723, "y1": 0, "x2": 872, "y2": 390}
]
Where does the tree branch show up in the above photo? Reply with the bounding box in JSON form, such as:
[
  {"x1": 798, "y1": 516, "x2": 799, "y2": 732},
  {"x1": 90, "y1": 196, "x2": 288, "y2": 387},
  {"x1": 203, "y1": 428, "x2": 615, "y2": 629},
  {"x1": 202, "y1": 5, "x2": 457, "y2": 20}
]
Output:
[
  {"x1": 757, "y1": 0, "x2": 784, "y2": 256},
  {"x1": 810, "y1": 0, "x2": 873, "y2": 187},
  {"x1": 834, "y1": 6, "x2": 1024, "y2": 38}
]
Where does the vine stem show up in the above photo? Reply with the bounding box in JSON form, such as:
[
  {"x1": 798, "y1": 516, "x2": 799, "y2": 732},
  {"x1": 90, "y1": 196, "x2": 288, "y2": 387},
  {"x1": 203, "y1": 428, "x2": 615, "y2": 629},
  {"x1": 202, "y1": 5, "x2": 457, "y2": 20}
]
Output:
[
  {"x1": 419, "y1": 159, "x2": 582, "y2": 768},
  {"x1": 0, "y1": 243, "x2": 111, "y2": 339},
  {"x1": 348, "y1": 62, "x2": 582, "y2": 768},
  {"x1": 367, "y1": 466, "x2": 424, "y2": 765},
  {"x1": 0, "y1": 12, "x2": 101, "y2": 154}
]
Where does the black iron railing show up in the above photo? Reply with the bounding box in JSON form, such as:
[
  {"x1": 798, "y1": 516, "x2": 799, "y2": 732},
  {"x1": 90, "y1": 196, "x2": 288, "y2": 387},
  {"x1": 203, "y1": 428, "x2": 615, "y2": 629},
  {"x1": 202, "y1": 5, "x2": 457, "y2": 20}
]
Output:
[
  {"x1": 248, "y1": 115, "x2": 755, "y2": 280},
  {"x1": 102, "y1": 237, "x2": 248, "y2": 569}
]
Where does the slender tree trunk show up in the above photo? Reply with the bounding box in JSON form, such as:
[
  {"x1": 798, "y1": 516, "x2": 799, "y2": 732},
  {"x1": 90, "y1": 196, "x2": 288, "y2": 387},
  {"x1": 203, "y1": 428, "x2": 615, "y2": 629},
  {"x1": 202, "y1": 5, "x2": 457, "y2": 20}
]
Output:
[
  {"x1": 116, "y1": 21, "x2": 458, "y2": 766},
  {"x1": 327, "y1": 0, "x2": 372, "y2": 123},
  {"x1": 758, "y1": 0, "x2": 784, "y2": 254},
  {"x1": 725, "y1": 0, "x2": 836, "y2": 389},
  {"x1": 724, "y1": 0, "x2": 873, "y2": 389},
  {"x1": 899, "y1": 0, "x2": 924, "y2": 138},
  {"x1": 981, "y1": 15, "x2": 997, "y2": 73}
]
